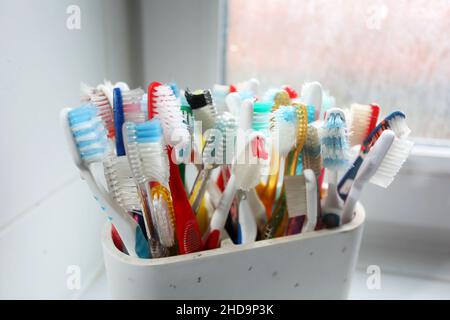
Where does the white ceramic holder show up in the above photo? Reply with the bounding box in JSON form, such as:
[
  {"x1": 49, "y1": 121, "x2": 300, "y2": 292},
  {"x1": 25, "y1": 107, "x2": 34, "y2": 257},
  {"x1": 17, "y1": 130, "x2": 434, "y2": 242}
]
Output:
[{"x1": 102, "y1": 204, "x2": 365, "y2": 299}]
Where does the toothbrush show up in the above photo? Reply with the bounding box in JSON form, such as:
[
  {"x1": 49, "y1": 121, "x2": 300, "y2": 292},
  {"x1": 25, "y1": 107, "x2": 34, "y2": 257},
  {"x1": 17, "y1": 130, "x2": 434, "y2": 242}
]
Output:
[
  {"x1": 302, "y1": 123, "x2": 323, "y2": 228},
  {"x1": 204, "y1": 130, "x2": 267, "y2": 249},
  {"x1": 256, "y1": 90, "x2": 292, "y2": 218},
  {"x1": 284, "y1": 169, "x2": 317, "y2": 235},
  {"x1": 271, "y1": 104, "x2": 308, "y2": 237},
  {"x1": 105, "y1": 88, "x2": 145, "y2": 212},
  {"x1": 61, "y1": 105, "x2": 138, "y2": 257},
  {"x1": 321, "y1": 108, "x2": 350, "y2": 228},
  {"x1": 124, "y1": 120, "x2": 173, "y2": 257},
  {"x1": 349, "y1": 103, "x2": 380, "y2": 147},
  {"x1": 302, "y1": 124, "x2": 322, "y2": 177},
  {"x1": 185, "y1": 89, "x2": 218, "y2": 134},
  {"x1": 337, "y1": 111, "x2": 411, "y2": 201},
  {"x1": 81, "y1": 84, "x2": 115, "y2": 139},
  {"x1": 190, "y1": 112, "x2": 237, "y2": 212},
  {"x1": 249, "y1": 101, "x2": 273, "y2": 228},
  {"x1": 261, "y1": 106, "x2": 297, "y2": 239},
  {"x1": 149, "y1": 82, "x2": 203, "y2": 254},
  {"x1": 236, "y1": 99, "x2": 263, "y2": 244},
  {"x1": 341, "y1": 130, "x2": 413, "y2": 224}
]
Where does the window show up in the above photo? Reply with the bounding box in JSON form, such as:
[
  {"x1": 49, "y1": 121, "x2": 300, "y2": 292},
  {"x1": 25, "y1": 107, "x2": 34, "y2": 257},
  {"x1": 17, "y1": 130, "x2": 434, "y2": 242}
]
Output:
[{"x1": 225, "y1": 0, "x2": 450, "y2": 140}]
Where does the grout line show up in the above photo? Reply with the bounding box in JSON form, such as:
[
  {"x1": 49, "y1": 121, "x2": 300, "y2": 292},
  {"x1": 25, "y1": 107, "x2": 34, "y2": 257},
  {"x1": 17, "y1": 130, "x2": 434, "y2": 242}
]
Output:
[{"x1": 0, "y1": 175, "x2": 79, "y2": 236}]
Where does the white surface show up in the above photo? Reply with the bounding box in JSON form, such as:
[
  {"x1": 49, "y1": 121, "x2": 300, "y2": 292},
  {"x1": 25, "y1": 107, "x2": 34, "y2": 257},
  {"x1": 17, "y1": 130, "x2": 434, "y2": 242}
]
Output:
[
  {"x1": 80, "y1": 219, "x2": 450, "y2": 300},
  {"x1": 101, "y1": 208, "x2": 364, "y2": 299}
]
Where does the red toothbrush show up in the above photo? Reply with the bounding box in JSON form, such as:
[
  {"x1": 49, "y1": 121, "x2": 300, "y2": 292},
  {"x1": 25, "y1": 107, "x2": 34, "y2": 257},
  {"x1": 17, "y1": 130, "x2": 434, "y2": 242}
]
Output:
[{"x1": 148, "y1": 82, "x2": 203, "y2": 254}]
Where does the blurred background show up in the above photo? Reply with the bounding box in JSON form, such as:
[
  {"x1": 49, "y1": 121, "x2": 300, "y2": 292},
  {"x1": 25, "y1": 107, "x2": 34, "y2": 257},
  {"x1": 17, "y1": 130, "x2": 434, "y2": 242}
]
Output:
[{"x1": 0, "y1": 0, "x2": 449, "y2": 299}]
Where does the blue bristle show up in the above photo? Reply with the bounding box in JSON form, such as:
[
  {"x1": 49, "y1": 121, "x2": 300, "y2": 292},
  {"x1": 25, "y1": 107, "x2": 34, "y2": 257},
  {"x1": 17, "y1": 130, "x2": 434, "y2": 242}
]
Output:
[
  {"x1": 135, "y1": 119, "x2": 162, "y2": 143},
  {"x1": 306, "y1": 105, "x2": 315, "y2": 123},
  {"x1": 322, "y1": 91, "x2": 336, "y2": 116},
  {"x1": 169, "y1": 83, "x2": 180, "y2": 98},
  {"x1": 321, "y1": 112, "x2": 350, "y2": 170},
  {"x1": 68, "y1": 104, "x2": 107, "y2": 162},
  {"x1": 275, "y1": 106, "x2": 296, "y2": 123}
]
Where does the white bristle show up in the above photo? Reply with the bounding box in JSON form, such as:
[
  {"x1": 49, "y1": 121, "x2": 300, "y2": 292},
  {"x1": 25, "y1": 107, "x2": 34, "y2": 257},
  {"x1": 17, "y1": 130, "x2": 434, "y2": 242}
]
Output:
[
  {"x1": 284, "y1": 175, "x2": 308, "y2": 218},
  {"x1": 138, "y1": 142, "x2": 170, "y2": 185},
  {"x1": 203, "y1": 112, "x2": 237, "y2": 166},
  {"x1": 349, "y1": 104, "x2": 372, "y2": 146},
  {"x1": 192, "y1": 106, "x2": 218, "y2": 133},
  {"x1": 370, "y1": 137, "x2": 414, "y2": 188},
  {"x1": 123, "y1": 88, "x2": 146, "y2": 123},
  {"x1": 271, "y1": 107, "x2": 297, "y2": 157},
  {"x1": 83, "y1": 86, "x2": 115, "y2": 139},
  {"x1": 151, "y1": 85, "x2": 190, "y2": 147},
  {"x1": 388, "y1": 115, "x2": 411, "y2": 139},
  {"x1": 125, "y1": 123, "x2": 170, "y2": 185},
  {"x1": 103, "y1": 156, "x2": 141, "y2": 212}
]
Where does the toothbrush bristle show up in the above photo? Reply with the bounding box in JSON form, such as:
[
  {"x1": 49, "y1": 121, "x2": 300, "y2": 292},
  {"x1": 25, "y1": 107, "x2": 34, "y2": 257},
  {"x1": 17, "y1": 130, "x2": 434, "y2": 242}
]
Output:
[
  {"x1": 387, "y1": 113, "x2": 411, "y2": 139},
  {"x1": 370, "y1": 137, "x2": 414, "y2": 188},
  {"x1": 68, "y1": 104, "x2": 108, "y2": 163},
  {"x1": 125, "y1": 120, "x2": 169, "y2": 184},
  {"x1": 103, "y1": 156, "x2": 141, "y2": 212},
  {"x1": 252, "y1": 101, "x2": 272, "y2": 133},
  {"x1": 122, "y1": 88, "x2": 145, "y2": 123},
  {"x1": 84, "y1": 87, "x2": 115, "y2": 139},
  {"x1": 203, "y1": 112, "x2": 237, "y2": 166},
  {"x1": 349, "y1": 104, "x2": 375, "y2": 146},
  {"x1": 321, "y1": 110, "x2": 350, "y2": 170},
  {"x1": 303, "y1": 124, "x2": 322, "y2": 177},
  {"x1": 284, "y1": 175, "x2": 308, "y2": 218},
  {"x1": 150, "y1": 84, "x2": 190, "y2": 147},
  {"x1": 306, "y1": 105, "x2": 315, "y2": 123},
  {"x1": 271, "y1": 106, "x2": 297, "y2": 156},
  {"x1": 185, "y1": 89, "x2": 218, "y2": 132}
]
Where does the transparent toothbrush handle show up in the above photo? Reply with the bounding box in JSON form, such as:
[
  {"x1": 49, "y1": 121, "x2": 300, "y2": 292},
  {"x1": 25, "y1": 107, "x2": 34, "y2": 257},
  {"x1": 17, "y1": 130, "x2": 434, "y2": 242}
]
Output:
[{"x1": 189, "y1": 168, "x2": 212, "y2": 213}]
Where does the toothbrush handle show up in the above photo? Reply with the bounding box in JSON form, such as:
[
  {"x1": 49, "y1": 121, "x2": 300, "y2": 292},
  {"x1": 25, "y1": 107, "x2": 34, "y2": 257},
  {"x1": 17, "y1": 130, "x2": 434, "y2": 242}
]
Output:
[
  {"x1": 237, "y1": 195, "x2": 258, "y2": 244},
  {"x1": 210, "y1": 175, "x2": 237, "y2": 231},
  {"x1": 168, "y1": 147, "x2": 203, "y2": 254},
  {"x1": 204, "y1": 175, "x2": 237, "y2": 250},
  {"x1": 337, "y1": 155, "x2": 363, "y2": 201},
  {"x1": 189, "y1": 167, "x2": 212, "y2": 213},
  {"x1": 285, "y1": 216, "x2": 306, "y2": 235},
  {"x1": 341, "y1": 181, "x2": 363, "y2": 224},
  {"x1": 82, "y1": 170, "x2": 138, "y2": 257}
]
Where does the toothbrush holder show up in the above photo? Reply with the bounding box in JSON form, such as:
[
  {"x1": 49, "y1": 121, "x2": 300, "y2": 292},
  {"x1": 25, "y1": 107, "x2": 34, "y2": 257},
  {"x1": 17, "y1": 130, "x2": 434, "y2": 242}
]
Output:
[{"x1": 102, "y1": 204, "x2": 365, "y2": 299}]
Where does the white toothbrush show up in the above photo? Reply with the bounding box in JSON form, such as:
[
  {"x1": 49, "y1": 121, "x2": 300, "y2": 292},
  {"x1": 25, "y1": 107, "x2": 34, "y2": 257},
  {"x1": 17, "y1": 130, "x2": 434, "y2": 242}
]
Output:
[
  {"x1": 341, "y1": 129, "x2": 413, "y2": 224},
  {"x1": 61, "y1": 106, "x2": 138, "y2": 257},
  {"x1": 205, "y1": 130, "x2": 266, "y2": 249}
]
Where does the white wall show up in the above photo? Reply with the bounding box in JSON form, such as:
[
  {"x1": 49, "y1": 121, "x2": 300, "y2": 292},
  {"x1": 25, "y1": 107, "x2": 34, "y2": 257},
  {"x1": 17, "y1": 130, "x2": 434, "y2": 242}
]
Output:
[
  {"x1": 0, "y1": 0, "x2": 136, "y2": 299},
  {"x1": 137, "y1": 0, "x2": 223, "y2": 89}
]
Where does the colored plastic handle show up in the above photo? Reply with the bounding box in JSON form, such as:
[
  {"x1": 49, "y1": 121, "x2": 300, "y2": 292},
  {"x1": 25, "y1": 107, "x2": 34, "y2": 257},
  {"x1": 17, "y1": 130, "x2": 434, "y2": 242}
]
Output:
[
  {"x1": 113, "y1": 88, "x2": 126, "y2": 156},
  {"x1": 167, "y1": 147, "x2": 203, "y2": 254}
]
